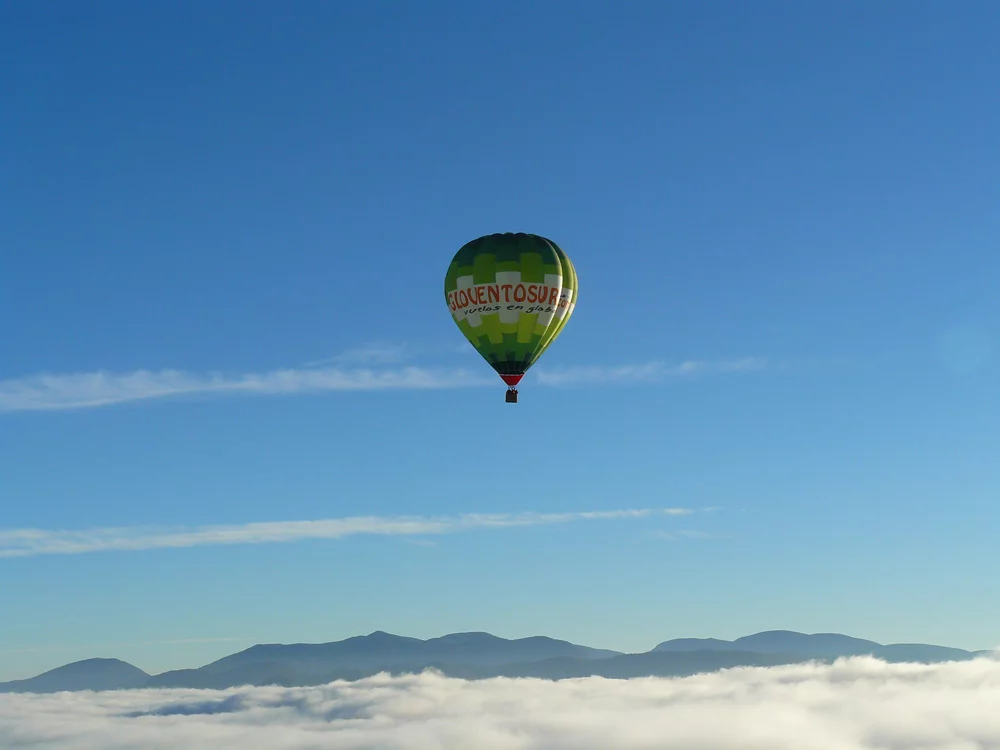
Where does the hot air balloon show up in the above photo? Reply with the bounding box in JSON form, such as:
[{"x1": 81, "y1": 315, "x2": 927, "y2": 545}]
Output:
[{"x1": 444, "y1": 232, "x2": 577, "y2": 403}]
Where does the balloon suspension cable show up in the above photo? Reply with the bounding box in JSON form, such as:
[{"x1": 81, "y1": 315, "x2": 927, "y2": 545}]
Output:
[{"x1": 505, "y1": 387, "x2": 519, "y2": 404}]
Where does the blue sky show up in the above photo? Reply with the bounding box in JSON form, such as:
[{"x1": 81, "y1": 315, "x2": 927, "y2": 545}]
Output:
[{"x1": 2, "y1": 0, "x2": 999, "y2": 681}]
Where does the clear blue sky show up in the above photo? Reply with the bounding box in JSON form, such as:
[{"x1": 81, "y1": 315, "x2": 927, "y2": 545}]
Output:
[{"x1": 2, "y1": 0, "x2": 999, "y2": 681}]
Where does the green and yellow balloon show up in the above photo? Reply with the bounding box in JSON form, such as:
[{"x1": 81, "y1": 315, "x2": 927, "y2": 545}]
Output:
[{"x1": 444, "y1": 232, "x2": 577, "y2": 402}]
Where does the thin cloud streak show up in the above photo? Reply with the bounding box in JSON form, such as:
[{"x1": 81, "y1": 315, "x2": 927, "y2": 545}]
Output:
[
  {"x1": 0, "y1": 357, "x2": 766, "y2": 412},
  {"x1": 0, "y1": 366, "x2": 491, "y2": 412},
  {"x1": 0, "y1": 508, "x2": 693, "y2": 558},
  {"x1": 652, "y1": 529, "x2": 731, "y2": 541},
  {"x1": 534, "y1": 357, "x2": 768, "y2": 386},
  {"x1": 303, "y1": 342, "x2": 412, "y2": 368}
]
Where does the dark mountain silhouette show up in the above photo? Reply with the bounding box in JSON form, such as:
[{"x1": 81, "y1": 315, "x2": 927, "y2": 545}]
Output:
[
  {"x1": 655, "y1": 630, "x2": 881, "y2": 656},
  {"x1": 654, "y1": 630, "x2": 986, "y2": 663},
  {"x1": 0, "y1": 658, "x2": 149, "y2": 693},
  {"x1": 434, "y1": 649, "x2": 815, "y2": 680},
  {"x1": 876, "y1": 643, "x2": 982, "y2": 662},
  {"x1": 648, "y1": 637, "x2": 733, "y2": 652},
  {"x1": 146, "y1": 630, "x2": 620, "y2": 688},
  {"x1": 2, "y1": 630, "x2": 993, "y2": 693}
]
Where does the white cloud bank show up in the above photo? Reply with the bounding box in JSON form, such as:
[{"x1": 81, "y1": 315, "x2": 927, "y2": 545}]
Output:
[
  {"x1": 0, "y1": 357, "x2": 765, "y2": 412},
  {"x1": 0, "y1": 508, "x2": 692, "y2": 558},
  {"x1": 3, "y1": 658, "x2": 1000, "y2": 749}
]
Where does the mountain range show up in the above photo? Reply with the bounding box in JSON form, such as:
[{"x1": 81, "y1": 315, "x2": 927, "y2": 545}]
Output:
[{"x1": 1, "y1": 630, "x2": 994, "y2": 693}]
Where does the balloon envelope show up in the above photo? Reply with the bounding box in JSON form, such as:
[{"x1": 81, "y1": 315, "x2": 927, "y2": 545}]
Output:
[{"x1": 444, "y1": 232, "x2": 577, "y2": 388}]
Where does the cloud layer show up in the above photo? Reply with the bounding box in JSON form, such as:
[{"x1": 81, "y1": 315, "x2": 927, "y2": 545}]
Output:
[
  {"x1": 0, "y1": 357, "x2": 765, "y2": 412},
  {"x1": 0, "y1": 508, "x2": 692, "y2": 558},
  {"x1": 3, "y1": 658, "x2": 1000, "y2": 749}
]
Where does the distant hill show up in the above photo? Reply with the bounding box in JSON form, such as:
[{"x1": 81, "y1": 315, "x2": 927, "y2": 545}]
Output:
[
  {"x1": 655, "y1": 630, "x2": 881, "y2": 656},
  {"x1": 146, "y1": 630, "x2": 621, "y2": 689},
  {"x1": 1, "y1": 630, "x2": 993, "y2": 693},
  {"x1": 655, "y1": 630, "x2": 987, "y2": 663},
  {"x1": 434, "y1": 649, "x2": 817, "y2": 680},
  {"x1": 0, "y1": 658, "x2": 149, "y2": 693}
]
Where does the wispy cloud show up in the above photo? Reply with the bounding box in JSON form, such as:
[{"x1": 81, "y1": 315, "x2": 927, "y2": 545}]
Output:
[
  {"x1": 534, "y1": 357, "x2": 767, "y2": 386},
  {"x1": 0, "y1": 508, "x2": 693, "y2": 559},
  {"x1": 3, "y1": 659, "x2": 1000, "y2": 749},
  {"x1": 652, "y1": 529, "x2": 730, "y2": 541},
  {"x1": 0, "y1": 365, "x2": 491, "y2": 412},
  {"x1": 403, "y1": 538, "x2": 438, "y2": 548},
  {"x1": 0, "y1": 353, "x2": 767, "y2": 413},
  {"x1": 303, "y1": 342, "x2": 412, "y2": 368}
]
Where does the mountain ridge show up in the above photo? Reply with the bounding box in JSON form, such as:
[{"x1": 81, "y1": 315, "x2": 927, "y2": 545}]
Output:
[
  {"x1": 0, "y1": 658, "x2": 149, "y2": 694},
  {"x1": 3, "y1": 629, "x2": 994, "y2": 694}
]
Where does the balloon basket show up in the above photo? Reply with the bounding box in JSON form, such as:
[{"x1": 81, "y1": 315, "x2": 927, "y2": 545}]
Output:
[{"x1": 505, "y1": 388, "x2": 519, "y2": 404}]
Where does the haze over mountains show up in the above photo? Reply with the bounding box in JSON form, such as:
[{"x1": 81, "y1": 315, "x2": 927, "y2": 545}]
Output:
[{"x1": 2, "y1": 630, "x2": 994, "y2": 694}]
